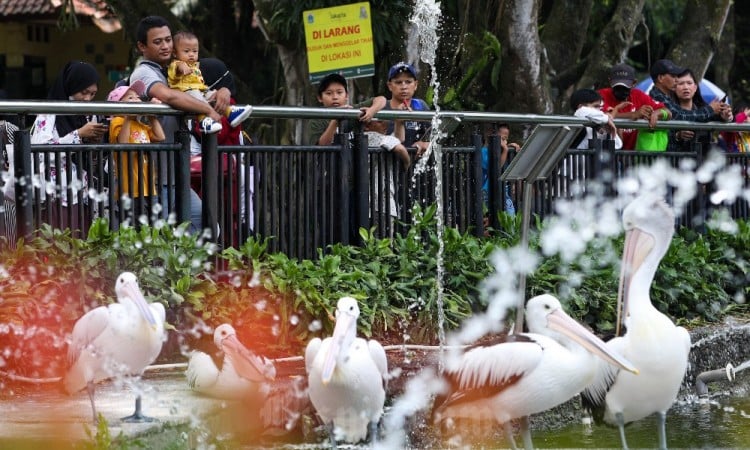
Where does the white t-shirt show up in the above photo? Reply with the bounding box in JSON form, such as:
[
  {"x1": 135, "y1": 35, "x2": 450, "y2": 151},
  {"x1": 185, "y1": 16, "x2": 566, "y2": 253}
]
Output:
[{"x1": 574, "y1": 106, "x2": 623, "y2": 149}]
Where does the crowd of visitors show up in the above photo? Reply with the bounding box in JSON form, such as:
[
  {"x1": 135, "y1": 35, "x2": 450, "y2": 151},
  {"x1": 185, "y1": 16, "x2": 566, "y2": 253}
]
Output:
[{"x1": 0, "y1": 14, "x2": 746, "y2": 242}]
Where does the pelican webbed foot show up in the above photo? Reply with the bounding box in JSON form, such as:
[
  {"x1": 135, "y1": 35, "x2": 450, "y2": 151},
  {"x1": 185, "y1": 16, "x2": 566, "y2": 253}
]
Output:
[{"x1": 121, "y1": 395, "x2": 157, "y2": 423}]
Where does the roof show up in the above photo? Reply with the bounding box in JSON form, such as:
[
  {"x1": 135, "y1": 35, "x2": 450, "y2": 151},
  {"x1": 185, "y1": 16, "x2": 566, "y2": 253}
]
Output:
[{"x1": 0, "y1": 0, "x2": 121, "y2": 32}]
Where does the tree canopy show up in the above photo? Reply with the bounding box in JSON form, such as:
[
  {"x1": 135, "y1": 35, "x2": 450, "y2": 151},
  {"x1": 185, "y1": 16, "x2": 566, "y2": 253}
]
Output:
[{"x1": 93, "y1": 0, "x2": 744, "y2": 142}]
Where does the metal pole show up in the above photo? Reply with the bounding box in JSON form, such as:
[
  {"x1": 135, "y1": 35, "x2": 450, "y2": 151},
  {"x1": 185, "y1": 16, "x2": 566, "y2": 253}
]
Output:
[
  {"x1": 513, "y1": 179, "x2": 534, "y2": 335},
  {"x1": 14, "y1": 129, "x2": 33, "y2": 239}
]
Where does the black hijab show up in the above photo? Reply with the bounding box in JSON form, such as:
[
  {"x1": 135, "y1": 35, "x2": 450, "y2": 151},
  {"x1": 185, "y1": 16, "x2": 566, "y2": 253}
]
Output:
[
  {"x1": 47, "y1": 61, "x2": 100, "y2": 137},
  {"x1": 200, "y1": 58, "x2": 236, "y2": 97}
]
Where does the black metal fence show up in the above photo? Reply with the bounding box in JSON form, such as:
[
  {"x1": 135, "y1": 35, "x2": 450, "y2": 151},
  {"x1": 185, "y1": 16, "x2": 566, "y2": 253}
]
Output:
[{"x1": 3, "y1": 102, "x2": 750, "y2": 259}]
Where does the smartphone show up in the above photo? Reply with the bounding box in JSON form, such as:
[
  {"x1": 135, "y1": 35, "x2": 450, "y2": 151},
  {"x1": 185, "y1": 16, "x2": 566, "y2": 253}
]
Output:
[{"x1": 720, "y1": 94, "x2": 728, "y2": 103}]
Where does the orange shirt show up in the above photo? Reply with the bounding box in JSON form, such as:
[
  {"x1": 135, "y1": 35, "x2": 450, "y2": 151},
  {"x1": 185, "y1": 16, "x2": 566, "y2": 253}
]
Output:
[{"x1": 109, "y1": 116, "x2": 157, "y2": 197}]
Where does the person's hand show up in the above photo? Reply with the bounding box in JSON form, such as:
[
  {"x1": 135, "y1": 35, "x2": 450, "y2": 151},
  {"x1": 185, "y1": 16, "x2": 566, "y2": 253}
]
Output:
[
  {"x1": 212, "y1": 87, "x2": 231, "y2": 115},
  {"x1": 359, "y1": 106, "x2": 376, "y2": 122},
  {"x1": 79, "y1": 121, "x2": 107, "y2": 141},
  {"x1": 709, "y1": 100, "x2": 724, "y2": 114},
  {"x1": 676, "y1": 130, "x2": 695, "y2": 141},
  {"x1": 177, "y1": 61, "x2": 192, "y2": 76},
  {"x1": 637, "y1": 105, "x2": 654, "y2": 120},
  {"x1": 719, "y1": 103, "x2": 733, "y2": 122},
  {"x1": 648, "y1": 110, "x2": 661, "y2": 128},
  {"x1": 415, "y1": 141, "x2": 429, "y2": 157},
  {"x1": 611, "y1": 101, "x2": 632, "y2": 116}
]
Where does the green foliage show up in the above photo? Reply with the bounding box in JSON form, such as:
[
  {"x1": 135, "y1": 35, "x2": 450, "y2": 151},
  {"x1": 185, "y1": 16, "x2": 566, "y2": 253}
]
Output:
[{"x1": 3, "y1": 211, "x2": 750, "y2": 375}]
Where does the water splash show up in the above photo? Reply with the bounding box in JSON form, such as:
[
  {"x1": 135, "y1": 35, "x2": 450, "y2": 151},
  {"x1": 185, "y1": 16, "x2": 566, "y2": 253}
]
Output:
[{"x1": 408, "y1": 0, "x2": 448, "y2": 364}]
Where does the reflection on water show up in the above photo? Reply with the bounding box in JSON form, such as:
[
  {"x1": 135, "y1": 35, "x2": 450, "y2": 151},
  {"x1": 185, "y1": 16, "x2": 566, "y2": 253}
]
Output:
[
  {"x1": 533, "y1": 395, "x2": 750, "y2": 449},
  {"x1": 233, "y1": 395, "x2": 750, "y2": 449}
]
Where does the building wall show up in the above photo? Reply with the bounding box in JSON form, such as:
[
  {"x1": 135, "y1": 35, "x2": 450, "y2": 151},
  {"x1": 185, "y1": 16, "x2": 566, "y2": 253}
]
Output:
[{"x1": 0, "y1": 20, "x2": 133, "y2": 100}]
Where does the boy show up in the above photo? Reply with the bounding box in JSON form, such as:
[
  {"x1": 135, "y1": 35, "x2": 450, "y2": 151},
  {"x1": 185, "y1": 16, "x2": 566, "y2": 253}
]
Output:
[
  {"x1": 384, "y1": 62, "x2": 431, "y2": 156},
  {"x1": 570, "y1": 88, "x2": 622, "y2": 150},
  {"x1": 168, "y1": 31, "x2": 252, "y2": 134},
  {"x1": 309, "y1": 73, "x2": 385, "y2": 145}
]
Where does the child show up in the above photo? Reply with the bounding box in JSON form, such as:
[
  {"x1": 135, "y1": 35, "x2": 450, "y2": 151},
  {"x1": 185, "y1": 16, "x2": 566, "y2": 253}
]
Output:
[
  {"x1": 570, "y1": 88, "x2": 623, "y2": 150},
  {"x1": 384, "y1": 62, "x2": 431, "y2": 156},
  {"x1": 107, "y1": 80, "x2": 164, "y2": 206},
  {"x1": 168, "y1": 31, "x2": 252, "y2": 134},
  {"x1": 309, "y1": 73, "x2": 385, "y2": 145}
]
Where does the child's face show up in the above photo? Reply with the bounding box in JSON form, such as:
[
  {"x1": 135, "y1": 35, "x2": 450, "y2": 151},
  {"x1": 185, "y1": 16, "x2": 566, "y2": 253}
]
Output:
[
  {"x1": 387, "y1": 73, "x2": 418, "y2": 103},
  {"x1": 121, "y1": 89, "x2": 142, "y2": 103},
  {"x1": 317, "y1": 82, "x2": 348, "y2": 107},
  {"x1": 175, "y1": 37, "x2": 200, "y2": 63}
]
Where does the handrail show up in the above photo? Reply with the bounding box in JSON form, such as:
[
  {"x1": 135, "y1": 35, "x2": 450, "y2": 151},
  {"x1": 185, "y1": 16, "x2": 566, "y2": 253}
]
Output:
[{"x1": 3, "y1": 100, "x2": 750, "y2": 132}]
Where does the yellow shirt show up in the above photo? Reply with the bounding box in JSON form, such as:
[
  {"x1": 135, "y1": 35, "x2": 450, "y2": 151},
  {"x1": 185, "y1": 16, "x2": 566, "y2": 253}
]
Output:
[
  {"x1": 167, "y1": 60, "x2": 206, "y2": 92},
  {"x1": 109, "y1": 116, "x2": 157, "y2": 197}
]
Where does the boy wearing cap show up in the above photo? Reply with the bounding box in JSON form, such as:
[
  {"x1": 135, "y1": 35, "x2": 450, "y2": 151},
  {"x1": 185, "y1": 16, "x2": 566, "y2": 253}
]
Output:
[
  {"x1": 384, "y1": 62, "x2": 431, "y2": 156},
  {"x1": 598, "y1": 63, "x2": 670, "y2": 150},
  {"x1": 649, "y1": 59, "x2": 728, "y2": 122},
  {"x1": 107, "y1": 80, "x2": 164, "y2": 201},
  {"x1": 310, "y1": 72, "x2": 385, "y2": 145}
]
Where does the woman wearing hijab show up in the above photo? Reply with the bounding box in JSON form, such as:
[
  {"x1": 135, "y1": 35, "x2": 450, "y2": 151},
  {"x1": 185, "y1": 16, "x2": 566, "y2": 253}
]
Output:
[{"x1": 31, "y1": 61, "x2": 108, "y2": 230}]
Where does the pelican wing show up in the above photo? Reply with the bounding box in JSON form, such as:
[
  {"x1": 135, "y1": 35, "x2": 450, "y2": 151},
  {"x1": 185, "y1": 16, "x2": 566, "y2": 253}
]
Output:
[
  {"x1": 67, "y1": 306, "x2": 110, "y2": 366},
  {"x1": 368, "y1": 339, "x2": 388, "y2": 387},
  {"x1": 305, "y1": 337, "x2": 323, "y2": 374},
  {"x1": 438, "y1": 335, "x2": 542, "y2": 410},
  {"x1": 186, "y1": 351, "x2": 219, "y2": 391},
  {"x1": 581, "y1": 335, "x2": 624, "y2": 417}
]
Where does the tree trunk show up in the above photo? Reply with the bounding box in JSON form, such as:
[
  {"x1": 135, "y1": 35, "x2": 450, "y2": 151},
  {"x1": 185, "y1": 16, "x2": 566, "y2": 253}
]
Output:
[
  {"x1": 576, "y1": 0, "x2": 646, "y2": 90},
  {"x1": 541, "y1": 0, "x2": 594, "y2": 112},
  {"x1": 497, "y1": 0, "x2": 553, "y2": 114},
  {"x1": 713, "y1": 5, "x2": 734, "y2": 98},
  {"x1": 668, "y1": 0, "x2": 731, "y2": 80}
]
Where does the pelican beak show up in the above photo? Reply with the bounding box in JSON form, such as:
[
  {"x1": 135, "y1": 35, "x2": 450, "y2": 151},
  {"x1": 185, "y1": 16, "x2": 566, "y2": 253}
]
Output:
[
  {"x1": 547, "y1": 308, "x2": 639, "y2": 375},
  {"x1": 125, "y1": 281, "x2": 158, "y2": 328},
  {"x1": 321, "y1": 311, "x2": 355, "y2": 385},
  {"x1": 616, "y1": 228, "x2": 654, "y2": 335},
  {"x1": 222, "y1": 334, "x2": 276, "y2": 382}
]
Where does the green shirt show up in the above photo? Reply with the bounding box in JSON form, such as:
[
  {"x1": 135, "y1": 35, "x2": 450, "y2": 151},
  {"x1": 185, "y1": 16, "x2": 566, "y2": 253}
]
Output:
[{"x1": 309, "y1": 98, "x2": 374, "y2": 145}]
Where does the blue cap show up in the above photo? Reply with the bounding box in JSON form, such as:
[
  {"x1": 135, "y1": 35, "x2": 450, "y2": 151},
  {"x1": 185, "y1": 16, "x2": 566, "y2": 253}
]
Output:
[{"x1": 388, "y1": 62, "x2": 417, "y2": 80}]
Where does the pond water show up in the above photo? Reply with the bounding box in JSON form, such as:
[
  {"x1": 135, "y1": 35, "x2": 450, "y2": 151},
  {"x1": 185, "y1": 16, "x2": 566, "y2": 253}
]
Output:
[
  {"x1": 532, "y1": 395, "x2": 750, "y2": 449},
  {"x1": 226, "y1": 393, "x2": 750, "y2": 449}
]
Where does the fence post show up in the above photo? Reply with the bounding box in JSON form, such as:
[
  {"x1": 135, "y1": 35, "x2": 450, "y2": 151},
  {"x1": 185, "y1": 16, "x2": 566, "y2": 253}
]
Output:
[
  {"x1": 13, "y1": 128, "x2": 33, "y2": 239},
  {"x1": 199, "y1": 132, "x2": 219, "y2": 241},
  {"x1": 352, "y1": 124, "x2": 369, "y2": 244},
  {"x1": 472, "y1": 131, "x2": 486, "y2": 237},
  {"x1": 337, "y1": 131, "x2": 351, "y2": 246},
  {"x1": 175, "y1": 129, "x2": 192, "y2": 231}
]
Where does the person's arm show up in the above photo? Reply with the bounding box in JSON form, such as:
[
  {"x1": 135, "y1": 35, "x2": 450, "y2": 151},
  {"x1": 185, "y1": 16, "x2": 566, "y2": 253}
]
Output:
[
  {"x1": 148, "y1": 116, "x2": 166, "y2": 142},
  {"x1": 316, "y1": 119, "x2": 339, "y2": 145},
  {"x1": 148, "y1": 82, "x2": 222, "y2": 121},
  {"x1": 393, "y1": 143, "x2": 411, "y2": 170},
  {"x1": 393, "y1": 119, "x2": 406, "y2": 143},
  {"x1": 359, "y1": 96, "x2": 387, "y2": 122},
  {"x1": 31, "y1": 114, "x2": 104, "y2": 144},
  {"x1": 211, "y1": 87, "x2": 232, "y2": 116},
  {"x1": 116, "y1": 117, "x2": 133, "y2": 144}
]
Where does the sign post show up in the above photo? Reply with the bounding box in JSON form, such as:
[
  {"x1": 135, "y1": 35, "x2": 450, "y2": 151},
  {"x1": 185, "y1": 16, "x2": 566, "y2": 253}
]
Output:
[{"x1": 303, "y1": 2, "x2": 375, "y2": 82}]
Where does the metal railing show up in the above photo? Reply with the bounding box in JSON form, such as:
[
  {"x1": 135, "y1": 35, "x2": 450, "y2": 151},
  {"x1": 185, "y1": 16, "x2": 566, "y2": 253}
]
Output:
[{"x1": 3, "y1": 100, "x2": 750, "y2": 259}]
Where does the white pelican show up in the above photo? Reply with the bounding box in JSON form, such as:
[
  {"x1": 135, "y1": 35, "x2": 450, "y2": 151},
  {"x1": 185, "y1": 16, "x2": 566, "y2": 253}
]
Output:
[
  {"x1": 63, "y1": 272, "x2": 166, "y2": 423},
  {"x1": 305, "y1": 296, "x2": 388, "y2": 447},
  {"x1": 186, "y1": 323, "x2": 276, "y2": 400},
  {"x1": 582, "y1": 194, "x2": 690, "y2": 450},
  {"x1": 432, "y1": 294, "x2": 638, "y2": 450}
]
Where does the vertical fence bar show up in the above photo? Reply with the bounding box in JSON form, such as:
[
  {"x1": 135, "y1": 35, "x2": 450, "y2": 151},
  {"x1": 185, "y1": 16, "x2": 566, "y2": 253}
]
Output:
[
  {"x1": 472, "y1": 132, "x2": 486, "y2": 236},
  {"x1": 13, "y1": 129, "x2": 33, "y2": 239},
  {"x1": 176, "y1": 129, "x2": 193, "y2": 232}
]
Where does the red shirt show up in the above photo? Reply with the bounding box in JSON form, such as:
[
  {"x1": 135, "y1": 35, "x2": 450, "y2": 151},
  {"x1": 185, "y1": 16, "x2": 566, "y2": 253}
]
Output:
[{"x1": 598, "y1": 87, "x2": 665, "y2": 150}]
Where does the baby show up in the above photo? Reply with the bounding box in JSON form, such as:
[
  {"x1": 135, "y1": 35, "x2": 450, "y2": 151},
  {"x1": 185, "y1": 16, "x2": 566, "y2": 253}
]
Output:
[{"x1": 168, "y1": 31, "x2": 252, "y2": 134}]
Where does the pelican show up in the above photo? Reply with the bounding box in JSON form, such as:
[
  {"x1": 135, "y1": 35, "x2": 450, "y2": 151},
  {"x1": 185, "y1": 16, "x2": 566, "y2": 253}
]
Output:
[
  {"x1": 186, "y1": 323, "x2": 276, "y2": 400},
  {"x1": 582, "y1": 194, "x2": 691, "y2": 449},
  {"x1": 305, "y1": 296, "x2": 388, "y2": 447},
  {"x1": 432, "y1": 294, "x2": 638, "y2": 450},
  {"x1": 63, "y1": 272, "x2": 166, "y2": 423}
]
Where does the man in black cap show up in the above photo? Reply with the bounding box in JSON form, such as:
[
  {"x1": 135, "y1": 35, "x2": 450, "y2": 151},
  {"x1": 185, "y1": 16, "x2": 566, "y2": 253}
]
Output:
[
  {"x1": 649, "y1": 59, "x2": 726, "y2": 121},
  {"x1": 599, "y1": 63, "x2": 670, "y2": 149}
]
